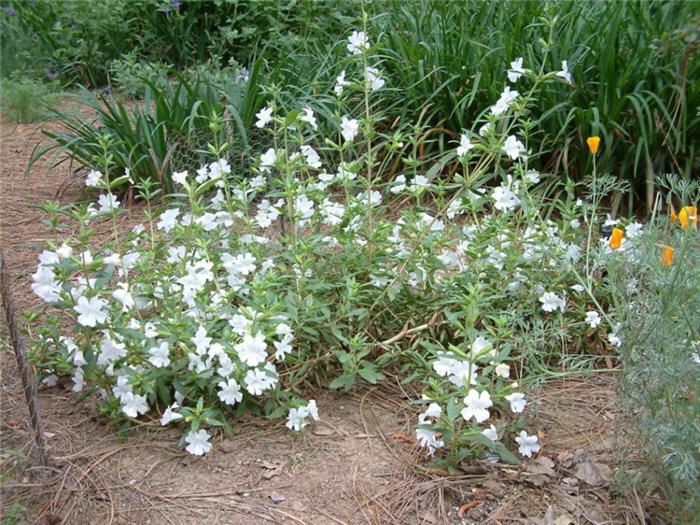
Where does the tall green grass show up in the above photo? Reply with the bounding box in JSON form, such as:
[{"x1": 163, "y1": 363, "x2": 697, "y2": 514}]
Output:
[{"x1": 368, "y1": 0, "x2": 700, "y2": 211}]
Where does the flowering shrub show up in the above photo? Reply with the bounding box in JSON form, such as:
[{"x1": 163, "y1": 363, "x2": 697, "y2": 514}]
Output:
[{"x1": 29, "y1": 26, "x2": 636, "y2": 465}]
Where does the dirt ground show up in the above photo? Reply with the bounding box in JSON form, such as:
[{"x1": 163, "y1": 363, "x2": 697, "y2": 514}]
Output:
[{"x1": 1, "y1": 116, "x2": 664, "y2": 524}]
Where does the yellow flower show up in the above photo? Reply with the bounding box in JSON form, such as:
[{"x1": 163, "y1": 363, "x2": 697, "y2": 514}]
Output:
[
  {"x1": 587, "y1": 136, "x2": 600, "y2": 155},
  {"x1": 609, "y1": 227, "x2": 624, "y2": 250},
  {"x1": 661, "y1": 245, "x2": 674, "y2": 266},
  {"x1": 678, "y1": 206, "x2": 697, "y2": 230}
]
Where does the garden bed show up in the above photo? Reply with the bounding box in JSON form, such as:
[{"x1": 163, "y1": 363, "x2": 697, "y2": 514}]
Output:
[{"x1": 0, "y1": 115, "x2": 656, "y2": 525}]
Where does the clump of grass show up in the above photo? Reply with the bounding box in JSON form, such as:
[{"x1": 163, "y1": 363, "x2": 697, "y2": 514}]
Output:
[{"x1": 0, "y1": 78, "x2": 58, "y2": 124}]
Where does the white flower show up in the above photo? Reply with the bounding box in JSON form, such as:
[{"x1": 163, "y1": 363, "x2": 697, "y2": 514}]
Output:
[
  {"x1": 492, "y1": 184, "x2": 520, "y2": 212},
  {"x1": 479, "y1": 122, "x2": 492, "y2": 136},
  {"x1": 300, "y1": 145, "x2": 322, "y2": 169},
  {"x1": 364, "y1": 66, "x2": 385, "y2": 91},
  {"x1": 503, "y1": 135, "x2": 526, "y2": 160},
  {"x1": 334, "y1": 70, "x2": 350, "y2": 95},
  {"x1": 626, "y1": 221, "x2": 644, "y2": 239},
  {"x1": 185, "y1": 429, "x2": 212, "y2": 455},
  {"x1": 504, "y1": 392, "x2": 527, "y2": 413},
  {"x1": 74, "y1": 295, "x2": 108, "y2": 327},
  {"x1": 32, "y1": 266, "x2": 61, "y2": 302},
  {"x1": 286, "y1": 407, "x2": 308, "y2": 431},
  {"x1": 585, "y1": 311, "x2": 602, "y2": 328},
  {"x1": 494, "y1": 363, "x2": 510, "y2": 378},
  {"x1": 539, "y1": 292, "x2": 565, "y2": 313},
  {"x1": 523, "y1": 170, "x2": 540, "y2": 184},
  {"x1": 56, "y1": 243, "x2": 72, "y2": 259},
  {"x1": 157, "y1": 208, "x2": 180, "y2": 232},
  {"x1": 457, "y1": 134, "x2": 474, "y2": 157},
  {"x1": 515, "y1": 430, "x2": 541, "y2": 457},
  {"x1": 259, "y1": 148, "x2": 277, "y2": 173},
  {"x1": 461, "y1": 389, "x2": 493, "y2": 423},
  {"x1": 217, "y1": 378, "x2": 243, "y2": 405},
  {"x1": 85, "y1": 169, "x2": 102, "y2": 187},
  {"x1": 172, "y1": 170, "x2": 188, "y2": 185},
  {"x1": 71, "y1": 368, "x2": 84, "y2": 392},
  {"x1": 507, "y1": 57, "x2": 525, "y2": 83},
  {"x1": 148, "y1": 341, "x2": 170, "y2": 367},
  {"x1": 255, "y1": 106, "x2": 273, "y2": 128},
  {"x1": 347, "y1": 30, "x2": 369, "y2": 55},
  {"x1": 286, "y1": 401, "x2": 319, "y2": 432},
  {"x1": 113, "y1": 375, "x2": 132, "y2": 400},
  {"x1": 471, "y1": 336, "x2": 493, "y2": 359},
  {"x1": 112, "y1": 282, "x2": 134, "y2": 311},
  {"x1": 97, "y1": 193, "x2": 120, "y2": 213},
  {"x1": 121, "y1": 392, "x2": 149, "y2": 418},
  {"x1": 160, "y1": 403, "x2": 183, "y2": 425},
  {"x1": 243, "y1": 367, "x2": 277, "y2": 395},
  {"x1": 608, "y1": 332, "x2": 622, "y2": 347},
  {"x1": 98, "y1": 336, "x2": 127, "y2": 366},
  {"x1": 341, "y1": 116, "x2": 359, "y2": 142},
  {"x1": 570, "y1": 284, "x2": 585, "y2": 293},
  {"x1": 191, "y1": 325, "x2": 211, "y2": 354},
  {"x1": 236, "y1": 332, "x2": 267, "y2": 367},
  {"x1": 556, "y1": 60, "x2": 572, "y2": 83},
  {"x1": 491, "y1": 86, "x2": 519, "y2": 115},
  {"x1": 482, "y1": 424, "x2": 499, "y2": 441},
  {"x1": 300, "y1": 106, "x2": 317, "y2": 130},
  {"x1": 273, "y1": 336, "x2": 293, "y2": 360}
]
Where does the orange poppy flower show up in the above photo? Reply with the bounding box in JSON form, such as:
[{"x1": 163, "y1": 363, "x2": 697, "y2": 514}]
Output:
[
  {"x1": 679, "y1": 206, "x2": 698, "y2": 230},
  {"x1": 670, "y1": 203, "x2": 677, "y2": 223},
  {"x1": 661, "y1": 245, "x2": 674, "y2": 266},
  {"x1": 587, "y1": 136, "x2": 600, "y2": 155},
  {"x1": 609, "y1": 227, "x2": 624, "y2": 250}
]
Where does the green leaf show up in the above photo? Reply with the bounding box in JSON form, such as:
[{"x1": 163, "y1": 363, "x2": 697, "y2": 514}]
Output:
[
  {"x1": 358, "y1": 365, "x2": 386, "y2": 384},
  {"x1": 329, "y1": 374, "x2": 356, "y2": 391}
]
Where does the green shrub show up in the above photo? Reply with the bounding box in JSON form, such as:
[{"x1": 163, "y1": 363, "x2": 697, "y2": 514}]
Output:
[{"x1": 607, "y1": 176, "x2": 700, "y2": 522}]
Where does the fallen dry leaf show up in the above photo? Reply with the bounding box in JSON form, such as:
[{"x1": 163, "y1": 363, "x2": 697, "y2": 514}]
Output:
[
  {"x1": 573, "y1": 462, "x2": 612, "y2": 486},
  {"x1": 424, "y1": 468, "x2": 450, "y2": 477},
  {"x1": 457, "y1": 500, "x2": 482, "y2": 517},
  {"x1": 391, "y1": 433, "x2": 414, "y2": 444}
]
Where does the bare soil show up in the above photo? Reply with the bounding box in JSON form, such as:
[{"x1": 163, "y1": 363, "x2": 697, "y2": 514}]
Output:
[{"x1": 1, "y1": 116, "x2": 663, "y2": 524}]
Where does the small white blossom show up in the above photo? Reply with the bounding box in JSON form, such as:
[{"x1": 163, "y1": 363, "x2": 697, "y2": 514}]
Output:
[
  {"x1": 504, "y1": 392, "x2": 527, "y2": 413},
  {"x1": 457, "y1": 134, "x2": 474, "y2": 156},
  {"x1": 121, "y1": 392, "x2": 149, "y2": 418},
  {"x1": 217, "y1": 378, "x2": 243, "y2": 405},
  {"x1": 461, "y1": 389, "x2": 493, "y2": 423},
  {"x1": 148, "y1": 341, "x2": 170, "y2": 367},
  {"x1": 507, "y1": 57, "x2": 525, "y2": 83},
  {"x1": 482, "y1": 424, "x2": 499, "y2": 441},
  {"x1": 539, "y1": 292, "x2": 565, "y2": 313},
  {"x1": 334, "y1": 70, "x2": 350, "y2": 95},
  {"x1": 160, "y1": 403, "x2": 183, "y2": 425},
  {"x1": 556, "y1": 60, "x2": 572, "y2": 83},
  {"x1": 97, "y1": 193, "x2": 120, "y2": 213},
  {"x1": 85, "y1": 170, "x2": 102, "y2": 187},
  {"x1": 585, "y1": 311, "x2": 602, "y2": 328},
  {"x1": 255, "y1": 106, "x2": 273, "y2": 128},
  {"x1": 74, "y1": 296, "x2": 108, "y2": 327},
  {"x1": 347, "y1": 30, "x2": 369, "y2": 55},
  {"x1": 515, "y1": 430, "x2": 541, "y2": 457},
  {"x1": 185, "y1": 429, "x2": 212, "y2": 455},
  {"x1": 503, "y1": 135, "x2": 526, "y2": 160},
  {"x1": 341, "y1": 116, "x2": 359, "y2": 142},
  {"x1": 494, "y1": 363, "x2": 510, "y2": 378},
  {"x1": 300, "y1": 106, "x2": 318, "y2": 130}
]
